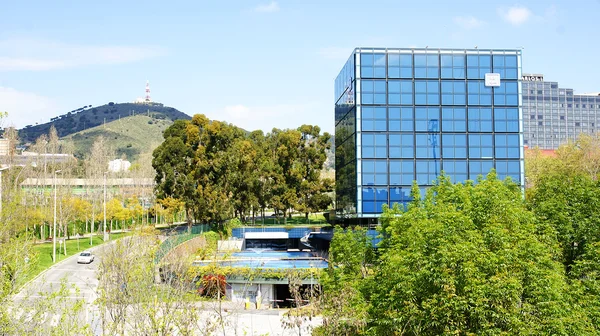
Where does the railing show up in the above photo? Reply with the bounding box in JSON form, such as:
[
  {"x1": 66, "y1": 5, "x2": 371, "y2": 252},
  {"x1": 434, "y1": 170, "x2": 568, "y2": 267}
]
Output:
[{"x1": 154, "y1": 224, "x2": 210, "y2": 264}]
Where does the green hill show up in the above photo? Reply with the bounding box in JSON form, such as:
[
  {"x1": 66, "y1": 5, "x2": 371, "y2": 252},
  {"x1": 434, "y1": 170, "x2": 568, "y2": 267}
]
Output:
[
  {"x1": 18, "y1": 102, "x2": 190, "y2": 143},
  {"x1": 63, "y1": 114, "x2": 174, "y2": 160}
]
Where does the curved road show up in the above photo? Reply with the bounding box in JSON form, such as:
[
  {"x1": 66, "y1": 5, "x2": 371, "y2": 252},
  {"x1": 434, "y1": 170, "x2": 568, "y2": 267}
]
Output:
[
  {"x1": 13, "y1": 237, "x2": 322, "y2": 335},
  {"x1": 13, "y1": 243, "x2": 110, "y2": 334}
]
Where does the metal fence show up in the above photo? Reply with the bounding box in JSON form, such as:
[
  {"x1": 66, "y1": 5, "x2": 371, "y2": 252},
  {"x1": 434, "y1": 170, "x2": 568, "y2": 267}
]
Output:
[{"x1": 154, "y1": 224, "x2": 210, "y2": 263}]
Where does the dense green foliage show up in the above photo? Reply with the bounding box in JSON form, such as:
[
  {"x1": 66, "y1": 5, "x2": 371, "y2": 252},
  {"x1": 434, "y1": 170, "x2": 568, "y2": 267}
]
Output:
[
  {"x1": 526, "y1": 134, "x2": 600, "y2": 327},
  {"x1": 317, "y1": 226, "x2": 373, "y2": 335},
  {"x1": 319, "y1": 172, "x2": 598, "y2": 335},
  {"x1": 152, "y1": 114, "x2": 333, "y2": 230},
  {"x1": 191, "y1": 265, "x2": 322, "y2": 281},
  {"x1": 18, "y1": 102, "x2": 190, "y2": 143}
]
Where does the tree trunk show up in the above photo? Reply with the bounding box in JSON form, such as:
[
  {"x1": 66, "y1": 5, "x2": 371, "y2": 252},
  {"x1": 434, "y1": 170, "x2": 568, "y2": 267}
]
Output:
[
  {"x1": 186, "y1": 207, "x2": 193, "y2": 234},
  {"x1": 63, "y1": 225, "x2": 67, "y2": 255}
]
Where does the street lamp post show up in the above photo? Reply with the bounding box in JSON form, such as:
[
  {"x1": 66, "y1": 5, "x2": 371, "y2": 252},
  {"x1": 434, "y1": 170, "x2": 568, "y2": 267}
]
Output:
[
  {"x1": 103, "y1": 172, "x2": 109, "y2": 241},
  {"x1": 0, "y1": 167, "x2": 8, "y2": 220},
  {"x1": 53, "y1": 169, "x2": 62, "y2": 263}
]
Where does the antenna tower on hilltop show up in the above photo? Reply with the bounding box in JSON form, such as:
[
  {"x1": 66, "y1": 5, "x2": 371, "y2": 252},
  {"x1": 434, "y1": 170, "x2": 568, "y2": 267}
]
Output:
[{"x1": 145, "y1": 80, "x2": 151, "y2": 102}]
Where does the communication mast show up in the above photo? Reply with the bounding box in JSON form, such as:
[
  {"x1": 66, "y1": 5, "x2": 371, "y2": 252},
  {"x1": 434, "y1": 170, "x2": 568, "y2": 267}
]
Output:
[{"x1": 145, "y1": 80, "x2": 151, "y2": 102}]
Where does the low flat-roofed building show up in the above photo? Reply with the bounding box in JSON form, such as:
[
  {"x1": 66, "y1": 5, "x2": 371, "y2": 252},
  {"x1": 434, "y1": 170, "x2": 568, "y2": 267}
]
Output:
[
  {"x1": 0, "y1": 152, "x2": 76, "y2": 168},
  {"x1": 20, "y1": 177, "x2": 154, "y2": 197}
]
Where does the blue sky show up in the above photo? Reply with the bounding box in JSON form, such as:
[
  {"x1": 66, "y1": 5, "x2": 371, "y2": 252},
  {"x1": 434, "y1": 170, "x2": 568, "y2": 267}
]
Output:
[{"x1": 1, "y1": 0, "x2": 599, "y2": 133}]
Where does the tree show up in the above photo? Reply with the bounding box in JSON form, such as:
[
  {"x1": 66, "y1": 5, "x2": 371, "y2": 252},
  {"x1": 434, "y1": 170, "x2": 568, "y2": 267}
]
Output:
[
  {"x1": 226, "y1": 138, "x2": 259, "y2": 222},
  {"x1": 526, "y1": 136, "x2": 600, "y2": 273},
  {"x1": 2, "y1": 279, "x2": 91, "y2": 335},
  {"x1": 269, "y1": 128, "x2": 302, "y2": 222},
  {"x1": 362, "y1": 173, "x2": 595, "y2": 335},
  {"x1": 249, "y1": 130, "x2": 274, "y2": 224},
  {"x1": 570, "y1": 242, "x2": 600, "y2": 328},
  {"x1": 281, "y1": 271, "x2": 320, "y2": 336},
  {"x1": 526, "y1": 136, "x2": 600, "y2": 329},
  {"x1": 192, "y1": 117, "x2": 245, "y2": 226},
  {"x1": 106, "y1": 198, "x2": 124, "y2": 231},
  {"x1": 158, "y1": 197, "x2": 184, "y2": 226},
  {"x1": 84, "y1": 136, "x2": 114, "y2": 241},
  {"x1": 154, "y1": 115, "x2": 247, "y2": 229},
  {"x1": 568, "y1": 134, "x2": 600, "y2": 180},
  {"x1": 71, "y1": 198, "x2": 92, "y2": 234},
  {"x1": 153, "y1": 114, "x2": 332, "y2": 227},
  {"x1": 295, "y1": 125, "x2": 333, "y2": 219},
  {"x1": 315, "y1": 226, "x2": 372, "y2": 335},
  {"x1": 153, "y1": 119, "x2": 198, "y2": 232},
  {"x1": 126, "y1": 196, "x2": 143, "y2": 226},
  {"x1": 528, "y1": 170, "x2": 600, "y2": 273},
  {"x1": 96, "y1": 233, "x2": 217, "y2": 335}
]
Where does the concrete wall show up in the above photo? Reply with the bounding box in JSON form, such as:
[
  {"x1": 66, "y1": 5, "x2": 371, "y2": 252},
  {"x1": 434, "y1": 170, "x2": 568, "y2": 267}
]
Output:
[
  {"x1": 227, "y1": 283, "x2": 274, "y2": 309},
  {"x1": 218, "y1": 239, "x2": 243, "y2": 251}
]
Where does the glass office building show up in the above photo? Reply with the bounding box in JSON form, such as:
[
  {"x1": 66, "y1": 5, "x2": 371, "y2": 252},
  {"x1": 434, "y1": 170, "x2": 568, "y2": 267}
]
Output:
[
  {"x1": 522, "y1": 74, "x2": 600, "y2": 149},
  {"x1": 335, "y1": 48, "x2": 524, "y2": 223}
]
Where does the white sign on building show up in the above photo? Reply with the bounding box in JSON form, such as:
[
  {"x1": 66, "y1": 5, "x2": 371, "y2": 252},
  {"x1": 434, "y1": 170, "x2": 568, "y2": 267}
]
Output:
[
  {"x1": 484, "y1": 73, "x2": 501, "y2": 87},
  {"x1": 522, "y1": 74, "x2": 544, "y2": 81}
]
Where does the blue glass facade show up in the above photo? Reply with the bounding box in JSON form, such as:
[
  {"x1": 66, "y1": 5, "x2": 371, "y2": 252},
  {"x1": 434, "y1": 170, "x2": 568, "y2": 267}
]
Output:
[{"x1": 335, "y1": 48, "x2": 524, "y2": 220}]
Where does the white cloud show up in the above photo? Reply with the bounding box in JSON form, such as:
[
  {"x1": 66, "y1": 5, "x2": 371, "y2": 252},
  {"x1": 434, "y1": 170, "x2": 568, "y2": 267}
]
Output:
[
  {"x1": 208, "y1": 102, "x2": 331, "y2": 133},
  {"x1": 0, "y1": 87, "x2": 59, "y2": 128},
  {"x1": 453, "y1": 16, "x2": 485, "y2": 30},
  {"x1": 498, "y1": 6, "x2": 532, "y2": 26},
  {"x1": 254, "y1": 1, "x2": 280, "y2": 13},
  {"x1": 0, "y1": 38, "x2": 165, "y2": 71}
]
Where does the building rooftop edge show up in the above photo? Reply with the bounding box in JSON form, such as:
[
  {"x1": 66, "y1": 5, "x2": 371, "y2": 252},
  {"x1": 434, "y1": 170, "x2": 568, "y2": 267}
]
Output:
[{"x1": 353, "y1": 47, "x2": 522, "y2": 53}]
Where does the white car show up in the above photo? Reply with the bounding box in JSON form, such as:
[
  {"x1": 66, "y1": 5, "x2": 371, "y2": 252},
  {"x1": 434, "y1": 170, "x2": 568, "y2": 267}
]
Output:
[{"x1": 77, "y1": 251, "x2": 95, "y2": 264}]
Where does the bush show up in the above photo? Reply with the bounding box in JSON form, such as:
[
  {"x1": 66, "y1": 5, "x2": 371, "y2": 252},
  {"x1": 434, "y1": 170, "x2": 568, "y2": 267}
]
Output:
[
  {"x1": 223, "y1": 218, "x2": 242, "y2": 238},
  {"x1": 197, "y1": 231, "x2": 220, "y2": 260}
]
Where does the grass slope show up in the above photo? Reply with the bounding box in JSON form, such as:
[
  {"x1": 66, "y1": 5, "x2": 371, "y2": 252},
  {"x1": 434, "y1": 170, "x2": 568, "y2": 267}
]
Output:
[
  {"x1": 63, "y1": 114, "x2": 173, "y2": 160},
  {"x1": 18, "y1": 102, "x2": 190, "y2": 143}
]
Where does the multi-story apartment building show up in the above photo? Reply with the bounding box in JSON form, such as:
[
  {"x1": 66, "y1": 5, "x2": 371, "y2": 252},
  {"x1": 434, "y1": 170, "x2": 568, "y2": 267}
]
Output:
[{"x1": 522, "y1": 74, "x2": 600, "y2": 149}]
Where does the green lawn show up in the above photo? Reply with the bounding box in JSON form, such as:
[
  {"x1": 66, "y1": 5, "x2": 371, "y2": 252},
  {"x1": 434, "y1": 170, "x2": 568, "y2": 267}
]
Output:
[
  {"x1": 26, "y1": 233, "x2": 128, "y2": 284},
  {"x1": 245, "y1": 213, "x2": 329, "y2": 226}
]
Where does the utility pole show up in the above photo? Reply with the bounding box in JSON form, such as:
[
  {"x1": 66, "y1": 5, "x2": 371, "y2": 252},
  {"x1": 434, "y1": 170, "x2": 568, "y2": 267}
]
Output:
[
  {"x1": 53, "y1": 169, "x2": 62, "y2": 263},
  {"x1": 104, "y1": 172, "x2": 109, "y2": 241}
]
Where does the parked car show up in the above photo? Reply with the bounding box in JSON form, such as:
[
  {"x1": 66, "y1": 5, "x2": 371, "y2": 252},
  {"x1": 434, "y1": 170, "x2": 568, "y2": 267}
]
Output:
[{"x1": 77, "y1": 251, "x2": 95, "y2": 264}]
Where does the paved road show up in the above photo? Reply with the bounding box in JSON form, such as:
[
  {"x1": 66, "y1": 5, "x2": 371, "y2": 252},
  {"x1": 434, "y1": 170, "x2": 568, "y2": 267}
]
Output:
[
  {"x1": 12, "y1": 237, "x2": 322, "y2": 335},
  {"x1": 13, "y1": 243, "x2": 109, "y2": 334}
]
